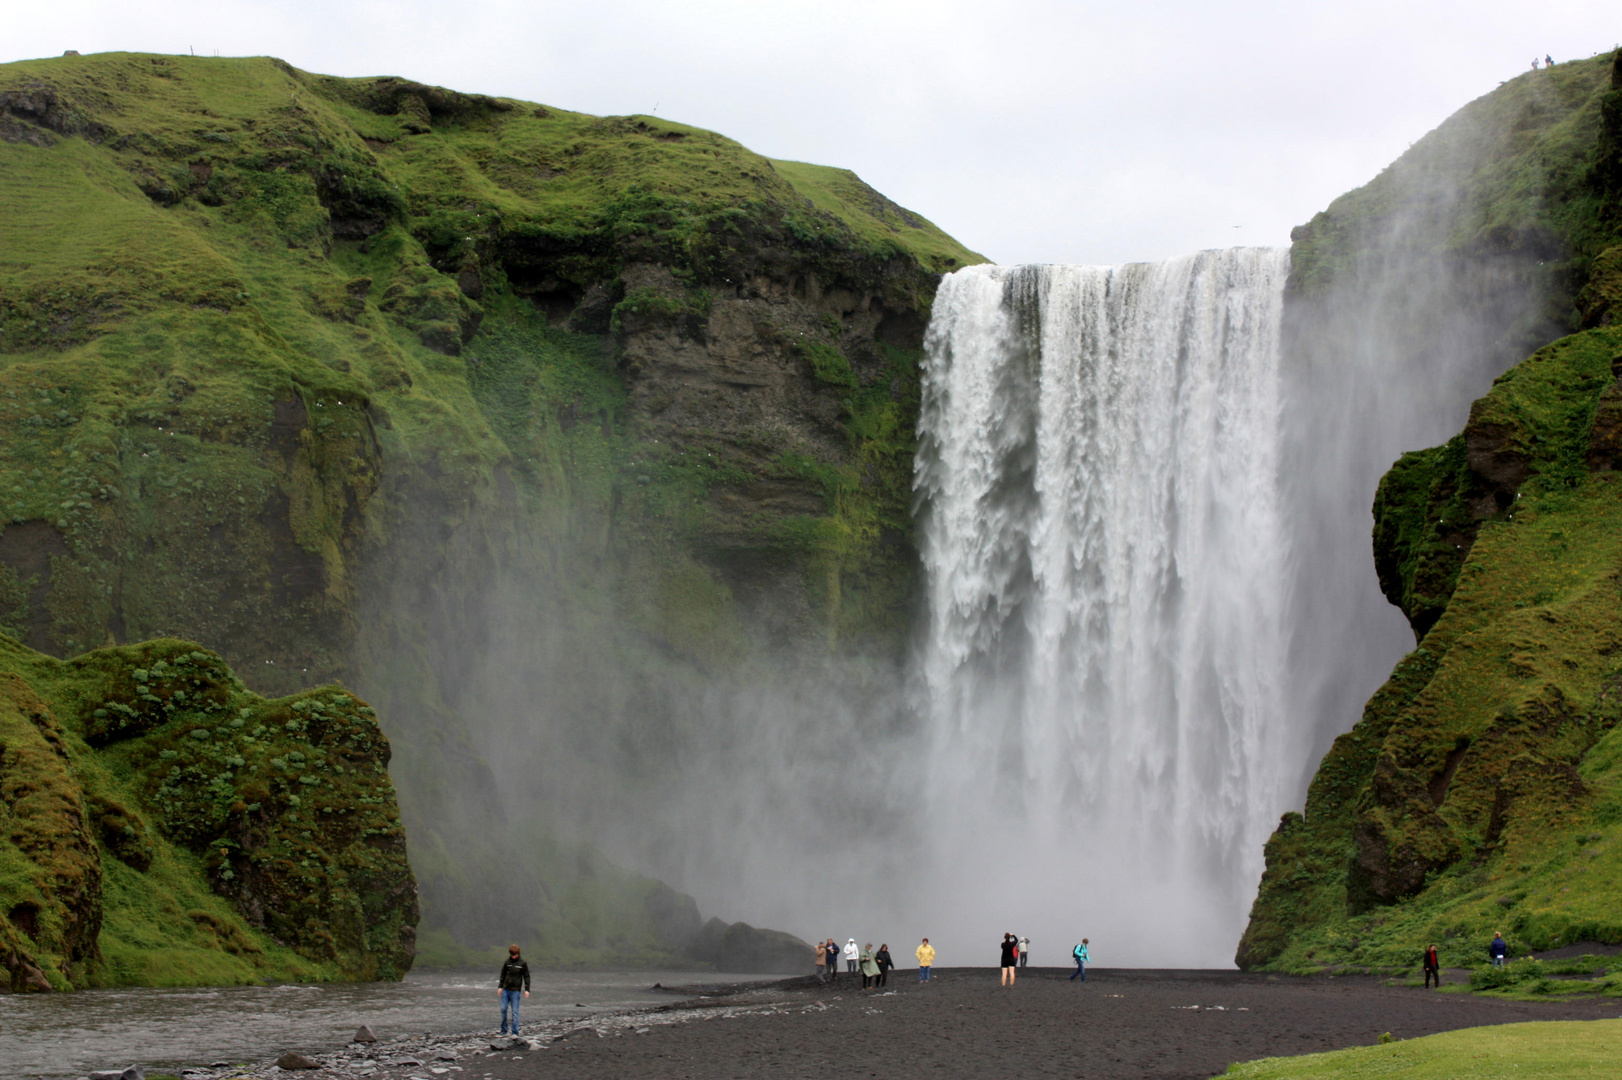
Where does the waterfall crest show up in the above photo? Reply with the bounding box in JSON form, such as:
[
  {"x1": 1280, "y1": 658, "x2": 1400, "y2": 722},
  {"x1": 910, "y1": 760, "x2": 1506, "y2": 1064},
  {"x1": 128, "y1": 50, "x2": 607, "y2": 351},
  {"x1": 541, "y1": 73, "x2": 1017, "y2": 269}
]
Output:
[{"x1": 913, "y1": 249, "x2": 1292, "y2": 965}]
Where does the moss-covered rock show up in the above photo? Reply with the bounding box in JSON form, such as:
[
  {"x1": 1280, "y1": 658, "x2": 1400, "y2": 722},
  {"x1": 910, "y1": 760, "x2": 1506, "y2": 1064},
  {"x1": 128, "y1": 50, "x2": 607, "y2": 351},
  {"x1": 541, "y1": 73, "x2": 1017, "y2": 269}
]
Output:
[
  {"x1": 1240, "y1": 49, "x2": 1622, "y2": 975},
  {"x1": 0, "y1": 633, "x2": 416, "y2": 990}
]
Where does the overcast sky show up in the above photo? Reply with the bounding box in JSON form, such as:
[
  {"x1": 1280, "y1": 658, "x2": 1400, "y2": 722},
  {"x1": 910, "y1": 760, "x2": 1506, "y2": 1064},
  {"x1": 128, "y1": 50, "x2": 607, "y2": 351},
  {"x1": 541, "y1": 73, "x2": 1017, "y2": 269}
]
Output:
[{"x1": 7, "y1": 2, "x2": 1618, "y2": 263}]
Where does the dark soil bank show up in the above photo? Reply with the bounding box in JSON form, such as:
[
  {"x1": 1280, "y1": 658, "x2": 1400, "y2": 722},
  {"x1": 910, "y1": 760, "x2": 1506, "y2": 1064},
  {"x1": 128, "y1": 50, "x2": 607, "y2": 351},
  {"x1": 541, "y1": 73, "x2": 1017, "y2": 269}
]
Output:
[{"x1": 434, "y1": 968, "x2": 1622, "y2": 1080}]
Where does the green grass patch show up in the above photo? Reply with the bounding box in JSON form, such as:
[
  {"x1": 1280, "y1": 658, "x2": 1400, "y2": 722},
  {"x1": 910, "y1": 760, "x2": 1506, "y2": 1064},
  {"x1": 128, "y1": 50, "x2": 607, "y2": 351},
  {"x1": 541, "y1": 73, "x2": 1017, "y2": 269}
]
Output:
[{"x1": 1222, "y1": 1019, "x2": 1622, "y2": 1079}]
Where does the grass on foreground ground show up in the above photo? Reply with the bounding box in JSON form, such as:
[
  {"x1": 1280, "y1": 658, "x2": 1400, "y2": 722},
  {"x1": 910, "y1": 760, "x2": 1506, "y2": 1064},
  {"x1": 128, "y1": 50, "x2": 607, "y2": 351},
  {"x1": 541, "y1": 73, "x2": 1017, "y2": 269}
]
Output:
[{"x1": 1221, "y1": 1019, "x2": 1622, "y2": 1079}]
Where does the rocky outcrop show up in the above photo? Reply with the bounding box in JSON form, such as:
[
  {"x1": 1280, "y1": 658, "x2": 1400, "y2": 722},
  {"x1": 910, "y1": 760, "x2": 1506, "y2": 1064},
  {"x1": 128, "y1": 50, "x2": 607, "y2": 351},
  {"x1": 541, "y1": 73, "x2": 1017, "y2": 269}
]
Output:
[
  {"x1": 0, "y1": 635, "x2": 417, "y2": 990},
  {"x1": 684, "y1": 918, "x2": 812, "y2": 974}
]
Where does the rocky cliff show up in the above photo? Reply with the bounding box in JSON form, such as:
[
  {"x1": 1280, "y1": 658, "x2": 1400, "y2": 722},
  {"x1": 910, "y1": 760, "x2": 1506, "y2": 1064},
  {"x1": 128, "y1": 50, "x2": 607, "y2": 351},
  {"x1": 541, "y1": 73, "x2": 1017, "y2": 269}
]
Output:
[
  {"x1": 0, "y1": 635, "x2": 415, "y2": 991},
  {"x1": 0, "y1": 51, "x2": 979, "y2": 975},
  {"x1": 1239, "y1": 48, "x2": 1622, "y2": 971}
]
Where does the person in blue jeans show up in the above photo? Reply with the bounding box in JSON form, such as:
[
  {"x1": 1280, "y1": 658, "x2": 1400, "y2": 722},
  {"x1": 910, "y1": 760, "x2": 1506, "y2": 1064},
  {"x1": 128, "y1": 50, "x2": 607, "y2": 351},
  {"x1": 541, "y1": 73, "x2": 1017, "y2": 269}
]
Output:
[
  {"x1": 916, "y1": 937, "x2": 935, "y2": 981},
  {"x1": 1070, "y1": 938, "x2": 1090, "y2": 981},
  {"x1": 1489, "y1": 932, "x2": 1508, "y2": 969},
  {"x1": 498, "y1": 944, "x2": 530, "y2": 1035}
]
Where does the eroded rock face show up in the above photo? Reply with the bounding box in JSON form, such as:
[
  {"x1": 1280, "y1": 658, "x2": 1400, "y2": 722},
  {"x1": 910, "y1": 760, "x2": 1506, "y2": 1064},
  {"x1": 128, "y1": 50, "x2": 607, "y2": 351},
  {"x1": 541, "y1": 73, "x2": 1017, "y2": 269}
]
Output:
[
  {"x1": 0, "y1": 672, "x2": 101, "y2": 991},
  {"x1": 0, "y1": 636, "x2": 418, "y2": 989},
  {"x1": 1346, "y1": 756, "x2": 1463, "y2": 909}
]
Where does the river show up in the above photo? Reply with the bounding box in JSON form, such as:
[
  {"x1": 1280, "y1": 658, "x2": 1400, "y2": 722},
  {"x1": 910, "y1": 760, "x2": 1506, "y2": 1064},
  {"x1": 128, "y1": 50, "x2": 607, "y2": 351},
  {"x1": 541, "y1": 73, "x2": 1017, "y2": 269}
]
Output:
[{"x1": 0, "y1": 969, "x2": 781, "y2": 1078}]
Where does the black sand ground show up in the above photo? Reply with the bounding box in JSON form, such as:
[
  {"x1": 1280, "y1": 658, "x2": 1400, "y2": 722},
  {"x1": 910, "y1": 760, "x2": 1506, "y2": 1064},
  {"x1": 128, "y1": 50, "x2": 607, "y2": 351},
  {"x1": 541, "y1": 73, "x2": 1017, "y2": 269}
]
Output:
[{"x1": 434, "y1": 967, "x2": 1622, "y2": 1080}]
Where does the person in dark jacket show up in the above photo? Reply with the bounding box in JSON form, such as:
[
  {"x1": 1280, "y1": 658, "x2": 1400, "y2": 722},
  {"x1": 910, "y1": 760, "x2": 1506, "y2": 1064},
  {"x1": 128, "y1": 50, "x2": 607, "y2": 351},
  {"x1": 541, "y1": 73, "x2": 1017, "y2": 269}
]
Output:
[
  {"x1": 1489, "y1": 932, "x2": 1509, "y2": 969},
  {"x1": 825, "y1": 939, "x2": 840, "y2": 981},
  {"x1": 1423, "y1": 944, "x2": 1441, "y2": 988},
  {"x1": 498, "y1": 944, "x2": 531, "y2": 1036},
  {"x1": 875, "y1": 944, "x2": 894, "y2": 987},
  {"x1": 1000, "y1": 933, "x2": 1018, "y2": 986}
]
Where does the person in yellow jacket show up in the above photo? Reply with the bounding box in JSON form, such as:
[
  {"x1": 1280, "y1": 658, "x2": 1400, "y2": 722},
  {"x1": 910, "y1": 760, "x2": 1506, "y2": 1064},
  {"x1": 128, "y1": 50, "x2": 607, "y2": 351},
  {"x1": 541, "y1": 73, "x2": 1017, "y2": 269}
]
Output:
[{"x1": 916, "y1": 937, "x2": 935, "y2": 982}]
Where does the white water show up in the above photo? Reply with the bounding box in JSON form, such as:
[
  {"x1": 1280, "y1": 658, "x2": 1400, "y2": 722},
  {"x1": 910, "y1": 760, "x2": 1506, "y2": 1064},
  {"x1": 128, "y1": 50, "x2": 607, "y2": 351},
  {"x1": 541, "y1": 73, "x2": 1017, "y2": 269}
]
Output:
[{"x1": 913, "y1": 250, "x2": 1293, "y2": 967}]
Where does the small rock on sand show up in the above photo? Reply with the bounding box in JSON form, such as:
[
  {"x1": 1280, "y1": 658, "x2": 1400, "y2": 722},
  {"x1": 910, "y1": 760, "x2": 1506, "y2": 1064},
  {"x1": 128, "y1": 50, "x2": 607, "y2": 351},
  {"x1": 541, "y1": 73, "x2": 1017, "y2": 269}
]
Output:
[
  {"x1": 275, "y1": 1051, "x2": 321, "y2": 1070},
  {"x1": 353, "y1": 1024, "x2": 378, "y2": 1043}
]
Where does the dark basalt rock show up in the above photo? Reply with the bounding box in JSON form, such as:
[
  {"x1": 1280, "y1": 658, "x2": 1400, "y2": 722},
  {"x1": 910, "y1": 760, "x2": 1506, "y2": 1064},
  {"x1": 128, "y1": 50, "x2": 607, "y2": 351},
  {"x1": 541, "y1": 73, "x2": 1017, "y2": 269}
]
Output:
[{"x1": 684, "y1": 917, "x2": 813, "y2": 974}]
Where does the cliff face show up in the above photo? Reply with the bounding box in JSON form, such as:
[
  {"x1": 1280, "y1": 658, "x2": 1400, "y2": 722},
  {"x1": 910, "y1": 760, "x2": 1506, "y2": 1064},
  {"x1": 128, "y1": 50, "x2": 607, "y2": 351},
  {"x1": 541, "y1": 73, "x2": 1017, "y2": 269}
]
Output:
[
  {"x1": 0, "y1": 51, "x2": 981, "y2": 971},
  {"x1": 1239, "y1": 49, "x2": 1622, "y2": 972},
  {"x1": 0, "y1": 635, "x2": 415, "y2": 991}
]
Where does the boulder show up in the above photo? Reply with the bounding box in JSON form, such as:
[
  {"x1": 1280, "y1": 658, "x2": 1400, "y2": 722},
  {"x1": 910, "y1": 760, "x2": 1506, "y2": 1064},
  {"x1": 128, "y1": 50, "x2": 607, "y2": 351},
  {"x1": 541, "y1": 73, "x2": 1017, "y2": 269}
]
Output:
[
  {"x1": 684, "y1": 917, "x2": 812, "y2": 973},
  {"x1": 274, "y1": 1052, "x2": 320, "y2": 1070}
]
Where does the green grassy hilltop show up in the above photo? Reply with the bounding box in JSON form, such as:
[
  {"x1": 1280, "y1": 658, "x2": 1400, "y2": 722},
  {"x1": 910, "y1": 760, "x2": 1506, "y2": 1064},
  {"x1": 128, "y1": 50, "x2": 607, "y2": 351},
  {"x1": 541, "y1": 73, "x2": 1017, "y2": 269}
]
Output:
[
  {"x1": 1239, "y1": 49, "x2": 1622, "y2": 975},
  {"x1": 0, "y1": 50, "x2": 982, "y2": 983}
]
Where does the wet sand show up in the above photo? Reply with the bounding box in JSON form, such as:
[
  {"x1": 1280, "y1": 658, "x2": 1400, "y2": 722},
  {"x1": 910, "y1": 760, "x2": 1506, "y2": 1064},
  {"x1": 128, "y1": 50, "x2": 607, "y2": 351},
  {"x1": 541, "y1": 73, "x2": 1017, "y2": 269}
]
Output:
[{"x1": 465, "y1": 967, "x2": 1622, "y2": 1080}]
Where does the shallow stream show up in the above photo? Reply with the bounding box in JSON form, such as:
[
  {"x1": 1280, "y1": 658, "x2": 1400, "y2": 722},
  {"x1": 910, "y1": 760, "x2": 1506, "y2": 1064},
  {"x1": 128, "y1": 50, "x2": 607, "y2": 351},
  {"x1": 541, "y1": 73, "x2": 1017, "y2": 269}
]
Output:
[{"x1": 0, "y1": 968, "x2": 776, "y2": 1078}]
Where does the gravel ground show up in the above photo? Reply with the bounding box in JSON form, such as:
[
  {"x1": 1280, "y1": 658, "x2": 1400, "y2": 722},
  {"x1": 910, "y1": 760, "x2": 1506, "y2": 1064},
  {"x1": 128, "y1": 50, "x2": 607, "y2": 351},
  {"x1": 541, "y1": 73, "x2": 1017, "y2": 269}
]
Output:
[{"x1": 111, "y1": 967, "x2": 1622, "y2": 1080}]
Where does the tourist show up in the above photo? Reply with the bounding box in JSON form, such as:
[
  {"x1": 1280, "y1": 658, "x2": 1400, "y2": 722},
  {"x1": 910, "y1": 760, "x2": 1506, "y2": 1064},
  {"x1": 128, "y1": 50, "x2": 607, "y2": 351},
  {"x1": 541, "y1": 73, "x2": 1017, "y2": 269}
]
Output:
[
  {"x1": 1070, "y1": 938, "x2": 1089, "y2": 981},
  {"x1": 814, "y1": 939, "x2": 827, "y2": 982},
  {"x1": 1490, "y1": 931, "x2": 1508, "y2": 969},
  {"x1": 916, "y1": 937, "x2": 935, "y2": 982},
  {"x1": 1019, "y1": 935, "x2": 1030, "y2": 967},
  {"x1": 1001, "y1": 933, "x2": 1018, "y2": 986},
  {"x1": 875, "y1": 943, "x2": 894, "y2": 986},
  {"x1": 844, "y1": 938, "x2": 859, "y2": 976},
  {"x1": 826, "y1": 939, "x2": 840, "y2": 981},
  {"x1": 1423, "y1": 944, "x2": 1441, "y2": 989},
  {"x1": 1546, "y1": 54, "x2": 1554, "y2": 67},
  {"x1": 860, "y1": 943, "x2": 880, "y2": 989},
  {"x1": 497, "y1": 944, "x2": 530, "y2": 1036}
]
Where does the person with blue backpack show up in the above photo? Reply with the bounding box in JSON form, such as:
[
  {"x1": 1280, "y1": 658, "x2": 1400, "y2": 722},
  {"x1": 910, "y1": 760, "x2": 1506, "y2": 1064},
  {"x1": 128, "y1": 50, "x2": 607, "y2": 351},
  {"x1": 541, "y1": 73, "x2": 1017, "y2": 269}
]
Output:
[{"x1": 1070, "y1": 938, "x2": 1090, "y2": 981}]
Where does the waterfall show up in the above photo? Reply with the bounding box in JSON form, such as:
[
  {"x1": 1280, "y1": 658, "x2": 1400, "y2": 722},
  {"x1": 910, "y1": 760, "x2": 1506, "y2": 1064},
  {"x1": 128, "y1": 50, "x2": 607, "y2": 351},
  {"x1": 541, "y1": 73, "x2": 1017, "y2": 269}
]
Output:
[{"x1": 913, "y1": 249, "x2": 1292, "y2": 967}]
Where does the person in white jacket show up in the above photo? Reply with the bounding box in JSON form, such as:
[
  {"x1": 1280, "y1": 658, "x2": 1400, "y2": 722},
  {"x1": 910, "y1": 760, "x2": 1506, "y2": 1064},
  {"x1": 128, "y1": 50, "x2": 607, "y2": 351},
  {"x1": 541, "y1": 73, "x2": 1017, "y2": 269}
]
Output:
[
  {"x1": 843, "y1": 938, "x2": 859, "y2": 975},
  {"x1": 1018, "y1": 936, "x2": 1030, "y2": 967}
]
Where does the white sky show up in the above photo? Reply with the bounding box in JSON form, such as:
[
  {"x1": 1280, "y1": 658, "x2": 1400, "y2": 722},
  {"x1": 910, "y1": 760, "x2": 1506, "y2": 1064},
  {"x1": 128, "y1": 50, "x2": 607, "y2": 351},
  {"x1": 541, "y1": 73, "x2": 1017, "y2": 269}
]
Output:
[{"x1": 5, "y1": 1, "x2": 1619, "y2": 263}]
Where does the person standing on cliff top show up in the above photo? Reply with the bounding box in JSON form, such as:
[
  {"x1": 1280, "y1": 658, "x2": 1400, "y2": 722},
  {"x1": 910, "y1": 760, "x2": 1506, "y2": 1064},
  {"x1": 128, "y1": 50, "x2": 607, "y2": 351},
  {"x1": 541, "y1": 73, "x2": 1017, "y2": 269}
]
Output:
[
  {"x1": 814, "y1": 939, "x2": 828, "y2": 982},
  {"x1": 498, "y1": 944, "x2": 530, "y2": 1036},
  {"x1": 1070, "y1": 938, "x2": 1089, "y2": 981},
  {"x1": 916, "y1": 937, "x2": 935, "y2": 981},
  {"x1": 826, "y1": 939, "x2": 840, "y2": 980},
  {"x1": 875, "y1": 943, "x2": 894, "y2": 986},
  {"x1": 1018, "y1": 936, "x2": 1030, "y2": 967},
  {"x1": 1000, "y1": 933, "x2": 1018, "y2": 985},
  {"x1": 844, "y1": 938, "x2": 859, "y2": 976}
]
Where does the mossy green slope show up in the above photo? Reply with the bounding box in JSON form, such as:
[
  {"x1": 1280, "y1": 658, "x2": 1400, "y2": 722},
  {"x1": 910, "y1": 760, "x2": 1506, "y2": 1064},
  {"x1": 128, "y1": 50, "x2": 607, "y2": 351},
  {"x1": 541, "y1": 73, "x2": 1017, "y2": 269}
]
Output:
[
  {"x1": 0, "y1": 51, "x2": 980, "y2": 969},
  {"x1": 1239, "y1": 50, "x2": 1622, "y2": 974},
  {"x1": 1288, "y1": 51, "x2": 1618, "y2": 326},
  {"x1": 0, "y1": 634, "x2": 415, "y2": 991}
]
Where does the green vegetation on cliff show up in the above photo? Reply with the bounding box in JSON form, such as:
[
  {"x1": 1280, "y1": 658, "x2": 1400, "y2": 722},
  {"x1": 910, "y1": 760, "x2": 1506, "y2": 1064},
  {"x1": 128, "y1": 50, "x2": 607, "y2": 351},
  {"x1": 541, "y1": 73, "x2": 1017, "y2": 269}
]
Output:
[
  {"x1": 0, "y1": 50, "x2": 980, "y2": 972},
  {"x1": 1239, "y1": 49, "x2": 1622, "y2": 975},
  {"x1": 0, "y1": 634, "x2": 415, "y2": 991}
]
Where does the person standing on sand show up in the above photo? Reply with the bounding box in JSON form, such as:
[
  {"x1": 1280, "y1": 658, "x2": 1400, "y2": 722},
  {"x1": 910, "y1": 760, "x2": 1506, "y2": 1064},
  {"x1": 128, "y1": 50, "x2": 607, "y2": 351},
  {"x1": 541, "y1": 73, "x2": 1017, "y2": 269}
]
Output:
[
  {"x1": 1018, "y1": 936, "x2": 1030, "y2": 967},
  {"x1": 860, "y1": 943, "x2": 880, "y2": 989},
  {"x1": 1490, "y1": 931, "x2": 1509, "y2": 969},
  {"x1": 1423, "y1": 944, "x2": 1441, "y2": 989},
  {"x1": 916, "y1": 937, "x2": 935, "y2": 982},
  {"x1": 1070, "y1": 938, "x2": 1089, "y2": 981},
  {"x1": 876, "y1": 943, "x2": 894, "y2": 987},
  {"x1": 814, "y1": 939, "x2": 827, "y2": 982},
  {"x1": 844, "y1": 938, "x2": 860, "y2": 976},
  {"x1": 1000, "y1": 933, "x2": 1018, "y2": 986},
  {"x1": 497, "y1": 944, "x2": 530, "y2": 1036},
  {"x1": 826, "y1": 939, "x2": 839, "y2": 981}
]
